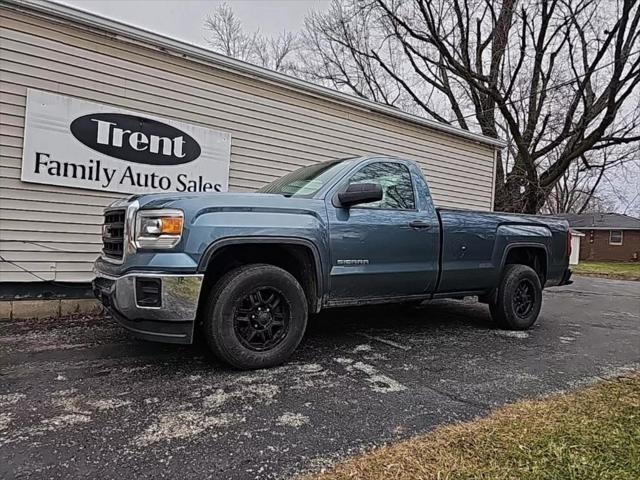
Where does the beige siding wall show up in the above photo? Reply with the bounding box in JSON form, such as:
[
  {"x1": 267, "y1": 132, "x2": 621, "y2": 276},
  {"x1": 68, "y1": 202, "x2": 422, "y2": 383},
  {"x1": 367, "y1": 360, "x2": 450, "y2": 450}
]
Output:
[{"x1": 0, "y1": 6, "x2": 497, "y2": 283}]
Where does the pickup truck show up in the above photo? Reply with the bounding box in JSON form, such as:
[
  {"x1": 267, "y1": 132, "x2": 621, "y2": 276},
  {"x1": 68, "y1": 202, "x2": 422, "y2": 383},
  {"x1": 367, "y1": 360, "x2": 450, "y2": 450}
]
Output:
[{"x1": 93, "y1": 155, "x2": 572, "y2": 369}]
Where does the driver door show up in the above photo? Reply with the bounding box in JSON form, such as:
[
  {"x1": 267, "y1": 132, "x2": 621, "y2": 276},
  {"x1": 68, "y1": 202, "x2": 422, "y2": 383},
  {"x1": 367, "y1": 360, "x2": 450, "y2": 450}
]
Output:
[{"x1": 326, "y1": 160, "x2": 439, "y2": 303}]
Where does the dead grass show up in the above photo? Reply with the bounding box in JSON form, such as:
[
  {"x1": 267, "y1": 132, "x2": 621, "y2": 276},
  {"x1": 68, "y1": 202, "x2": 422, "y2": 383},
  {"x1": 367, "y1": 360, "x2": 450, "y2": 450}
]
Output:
[
  {"x1": 303, "y1": 374, "x2": 640, "y2": 480},
  {"x1": 573, "y1": 262, "x2": 640, "y2": 281}
]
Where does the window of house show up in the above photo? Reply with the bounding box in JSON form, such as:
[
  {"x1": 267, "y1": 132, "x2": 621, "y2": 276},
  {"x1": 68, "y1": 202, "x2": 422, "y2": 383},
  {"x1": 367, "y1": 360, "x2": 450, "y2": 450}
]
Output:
[
  {"x1": 609, "y1": 230, "x2": 623, "y2": 245},
  {"x1": 347, "y1": 162, "x2": 415, "y2": 210}
]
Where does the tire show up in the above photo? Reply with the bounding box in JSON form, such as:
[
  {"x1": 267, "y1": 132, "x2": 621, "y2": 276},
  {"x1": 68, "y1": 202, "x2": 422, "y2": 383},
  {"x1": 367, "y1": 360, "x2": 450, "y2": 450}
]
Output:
[
  {"x1": 203, "y1": 264, "x2": 308, "y2": 370},
  {"x1": 489, "y1": 264, "x2": 542, "y2": 330}
]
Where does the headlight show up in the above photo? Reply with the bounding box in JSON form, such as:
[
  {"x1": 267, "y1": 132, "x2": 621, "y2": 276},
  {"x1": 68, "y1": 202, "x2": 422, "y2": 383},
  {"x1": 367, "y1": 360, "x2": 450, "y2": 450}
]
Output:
[{"x1": 135, "y1": 209, "x2": 184, "y2": 249}]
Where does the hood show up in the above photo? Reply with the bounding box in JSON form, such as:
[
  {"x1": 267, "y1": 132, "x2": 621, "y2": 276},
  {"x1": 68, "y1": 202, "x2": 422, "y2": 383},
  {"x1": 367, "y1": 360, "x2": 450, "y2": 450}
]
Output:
[{"x1": 128, "y1": 191, "x2": 325, "y2": 217}]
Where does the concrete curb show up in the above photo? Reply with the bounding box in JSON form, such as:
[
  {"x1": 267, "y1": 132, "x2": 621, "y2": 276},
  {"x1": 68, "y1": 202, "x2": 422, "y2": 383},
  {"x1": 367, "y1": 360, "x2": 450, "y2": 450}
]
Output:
[{"x1": 0, "y1": 299, "x2": 103, "y2": 321}]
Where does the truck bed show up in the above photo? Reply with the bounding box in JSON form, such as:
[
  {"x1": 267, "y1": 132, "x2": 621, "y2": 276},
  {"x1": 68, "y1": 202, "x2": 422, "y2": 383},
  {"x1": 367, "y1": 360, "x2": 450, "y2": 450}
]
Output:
[{"x1": 436, "y1": 208, "x2": 569, "y2": 293}]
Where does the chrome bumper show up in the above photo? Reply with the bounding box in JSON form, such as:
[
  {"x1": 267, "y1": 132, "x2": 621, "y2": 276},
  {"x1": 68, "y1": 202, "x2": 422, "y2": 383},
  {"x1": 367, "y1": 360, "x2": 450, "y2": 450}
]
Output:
[{"x1": 93, "y1": 269, "x2": 203, "y2": 344}]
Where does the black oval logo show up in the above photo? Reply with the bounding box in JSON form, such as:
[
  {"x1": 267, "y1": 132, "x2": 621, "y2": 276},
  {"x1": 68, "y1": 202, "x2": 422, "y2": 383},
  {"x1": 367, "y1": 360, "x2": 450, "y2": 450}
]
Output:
[{"x1": 70, "y1": 113, "x2": 201, "y2": 165}]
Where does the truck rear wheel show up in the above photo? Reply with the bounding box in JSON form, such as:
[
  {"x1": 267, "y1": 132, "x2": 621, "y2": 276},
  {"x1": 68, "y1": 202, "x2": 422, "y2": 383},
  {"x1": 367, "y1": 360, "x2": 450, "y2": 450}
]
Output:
[
  {"x1": 489, "y1": 264, "x2": 542, "y2": 330},
  {"x1": 203, "y1": 264, "x2": 308, "y2": 370}
]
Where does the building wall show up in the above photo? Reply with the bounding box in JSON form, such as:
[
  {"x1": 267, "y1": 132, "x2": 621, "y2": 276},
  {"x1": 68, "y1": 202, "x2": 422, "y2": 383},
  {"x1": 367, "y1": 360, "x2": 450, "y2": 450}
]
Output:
[
  {"x1": 578, "y1": 230, "x2": 640, "y2": 262},
  {"x1": 0, "y1": 6, "x2": 497, "y2": 283}
]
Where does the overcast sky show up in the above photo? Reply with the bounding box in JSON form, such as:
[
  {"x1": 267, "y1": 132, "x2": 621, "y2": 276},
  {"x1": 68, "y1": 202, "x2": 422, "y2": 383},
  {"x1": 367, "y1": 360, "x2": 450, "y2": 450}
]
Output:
[
  {"x1": 55, "y1": 0, "x2": 329, "y2": 45},
  {"x1": 52, "y1": 0, "x2": 639, "y2": 214}
]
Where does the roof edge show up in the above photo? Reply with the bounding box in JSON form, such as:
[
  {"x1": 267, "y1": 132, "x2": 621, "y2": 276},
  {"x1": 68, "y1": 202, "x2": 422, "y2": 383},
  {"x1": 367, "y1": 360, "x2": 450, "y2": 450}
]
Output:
[{"x1": 5, "y1": 0, "x2": 506, "y2": 149}]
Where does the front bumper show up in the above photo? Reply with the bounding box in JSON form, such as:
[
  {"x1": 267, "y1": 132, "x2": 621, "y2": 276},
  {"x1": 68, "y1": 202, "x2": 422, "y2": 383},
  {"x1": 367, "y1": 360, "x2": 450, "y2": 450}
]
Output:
[{"x1": 93, "y1": 269, "x2": 203, "y2": 344}]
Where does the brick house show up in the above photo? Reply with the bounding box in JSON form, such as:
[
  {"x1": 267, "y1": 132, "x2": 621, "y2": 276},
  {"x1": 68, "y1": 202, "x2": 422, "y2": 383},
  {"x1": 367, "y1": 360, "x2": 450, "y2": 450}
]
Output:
[{"x1": 559, "y1": 213, "x2": 640, "y2": 262}]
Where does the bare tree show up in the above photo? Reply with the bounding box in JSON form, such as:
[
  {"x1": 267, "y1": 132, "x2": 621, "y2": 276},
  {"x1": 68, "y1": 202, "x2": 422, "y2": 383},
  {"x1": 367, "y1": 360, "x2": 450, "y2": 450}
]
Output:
[
  {"x1": 204, "y1": 3, "x2": 299, "y2": 74},
  {"x1": 299, "y1": 1, "x2": 420, "y2": 112},
  {"x1": 301, "y1": 0, "x2": 640, "y2": 213},
  {"x1": 597, "y1": 156, "x2": 640, "y2": 216},
  {"x1": 544, "y1": 143, "x2": 639, "y2": 214}
]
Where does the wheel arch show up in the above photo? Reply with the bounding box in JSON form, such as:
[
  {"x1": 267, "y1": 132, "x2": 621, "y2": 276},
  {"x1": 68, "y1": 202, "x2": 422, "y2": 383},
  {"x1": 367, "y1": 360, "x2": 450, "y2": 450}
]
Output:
[
  {"x1": 197, "y1": 236, "x2": 325, "y2": 313},
  {"x1": 499, "y1": 243, "x2": 549, "y2": 284}
]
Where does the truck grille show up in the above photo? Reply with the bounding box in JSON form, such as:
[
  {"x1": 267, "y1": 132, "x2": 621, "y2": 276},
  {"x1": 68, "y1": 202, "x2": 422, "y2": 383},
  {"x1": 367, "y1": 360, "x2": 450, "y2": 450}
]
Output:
[{"x1": 102, "y1": 209, "x2": 126, "y2": 260}]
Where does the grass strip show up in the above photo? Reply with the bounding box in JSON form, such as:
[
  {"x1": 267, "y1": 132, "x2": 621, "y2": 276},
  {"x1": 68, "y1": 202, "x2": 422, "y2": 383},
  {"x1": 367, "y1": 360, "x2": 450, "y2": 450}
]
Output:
[
  {"x1": 573, "y1": 262, "x2": 640, "y2": 281},
  {"x1": 304, "y1": 374, "x2": 640, "y2": 480}
]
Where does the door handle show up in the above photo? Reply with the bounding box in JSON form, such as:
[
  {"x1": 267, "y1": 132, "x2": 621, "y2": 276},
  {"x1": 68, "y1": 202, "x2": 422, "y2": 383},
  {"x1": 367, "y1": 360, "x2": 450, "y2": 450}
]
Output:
[{"x1": 409, "y1": 220, "x2": 432, "y2": 230}]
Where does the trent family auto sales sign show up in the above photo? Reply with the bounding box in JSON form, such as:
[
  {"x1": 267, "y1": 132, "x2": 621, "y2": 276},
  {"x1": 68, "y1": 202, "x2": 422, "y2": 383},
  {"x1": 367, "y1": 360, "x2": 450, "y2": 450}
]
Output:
[{"x1": 22, "y1": 89, "x2": 231, "y2": 194}]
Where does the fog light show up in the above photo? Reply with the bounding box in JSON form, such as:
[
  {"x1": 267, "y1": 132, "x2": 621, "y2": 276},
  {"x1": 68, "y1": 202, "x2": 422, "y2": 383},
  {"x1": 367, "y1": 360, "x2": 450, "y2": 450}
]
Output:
[{"x1": 135, "y1": 278, "x2": 161, "y2": 307}]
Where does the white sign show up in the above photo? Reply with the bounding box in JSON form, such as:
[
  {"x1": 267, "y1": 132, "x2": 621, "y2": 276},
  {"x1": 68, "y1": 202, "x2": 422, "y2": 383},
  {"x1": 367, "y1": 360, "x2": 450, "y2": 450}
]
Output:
[{"x1": 22, "y1": 90, "x2": 231, "y2": 194}]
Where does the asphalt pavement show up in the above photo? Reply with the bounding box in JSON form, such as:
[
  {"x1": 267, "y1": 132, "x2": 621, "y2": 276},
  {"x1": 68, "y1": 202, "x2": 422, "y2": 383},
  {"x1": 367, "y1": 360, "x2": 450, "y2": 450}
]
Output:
[{"x1": 1, "y1": 276, "x2": 639, "y2": 479}]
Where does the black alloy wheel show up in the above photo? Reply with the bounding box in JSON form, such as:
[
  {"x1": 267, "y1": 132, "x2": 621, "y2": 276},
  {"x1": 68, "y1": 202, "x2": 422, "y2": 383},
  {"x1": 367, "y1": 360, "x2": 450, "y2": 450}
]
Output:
[
  {"x1": 233, "y1": 287, "x2": 289, "y2": 351},
  {"x1": 513, "y1": 278, "x2": 536, "y2": 318}
]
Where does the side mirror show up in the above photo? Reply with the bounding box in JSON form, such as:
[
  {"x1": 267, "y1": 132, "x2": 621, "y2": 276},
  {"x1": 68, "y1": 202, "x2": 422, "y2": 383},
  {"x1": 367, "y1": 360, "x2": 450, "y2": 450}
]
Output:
[{"x1": 337, "y1": 183, "x2": 383, "y2": 208}]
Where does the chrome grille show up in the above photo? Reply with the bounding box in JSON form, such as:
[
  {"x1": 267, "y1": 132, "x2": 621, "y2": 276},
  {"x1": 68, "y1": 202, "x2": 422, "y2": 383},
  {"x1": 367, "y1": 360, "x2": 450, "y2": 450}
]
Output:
[{"x1": 102, "y1": 209, "x2": 126, "y2": 260}]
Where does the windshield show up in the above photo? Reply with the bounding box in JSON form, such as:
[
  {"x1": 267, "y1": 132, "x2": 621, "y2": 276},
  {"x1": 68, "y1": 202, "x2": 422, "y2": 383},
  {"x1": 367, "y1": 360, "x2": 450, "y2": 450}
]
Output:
[{"x1": 258, "y1": 158, "x2": 354, "y2": 197}]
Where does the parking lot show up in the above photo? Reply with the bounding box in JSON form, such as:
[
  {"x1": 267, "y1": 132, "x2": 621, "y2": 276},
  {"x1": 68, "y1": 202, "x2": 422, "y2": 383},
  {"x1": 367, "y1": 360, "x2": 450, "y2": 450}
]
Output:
[{"x1": 1, "y1": 276, "x2": 639, "y2": 479}]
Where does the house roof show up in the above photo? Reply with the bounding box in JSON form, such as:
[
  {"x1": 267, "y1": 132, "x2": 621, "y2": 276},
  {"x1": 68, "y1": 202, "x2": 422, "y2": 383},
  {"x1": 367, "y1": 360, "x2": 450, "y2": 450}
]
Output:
[
  {"x1": 557, "y1": 213, "x2": 640, "y2": 230},
  {"x1": 5, "y1": 0, "x2": 506, "y2": 149}
]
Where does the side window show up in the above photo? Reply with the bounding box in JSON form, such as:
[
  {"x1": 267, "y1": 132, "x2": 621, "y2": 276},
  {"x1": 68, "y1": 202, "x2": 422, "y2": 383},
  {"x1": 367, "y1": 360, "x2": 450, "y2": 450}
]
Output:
[
  {"x1": 609, "y1": 230, "x2": 623, "y2": 245},
  {"x1": 348, "y1": 162, "x2": 415, "y2": 210}
]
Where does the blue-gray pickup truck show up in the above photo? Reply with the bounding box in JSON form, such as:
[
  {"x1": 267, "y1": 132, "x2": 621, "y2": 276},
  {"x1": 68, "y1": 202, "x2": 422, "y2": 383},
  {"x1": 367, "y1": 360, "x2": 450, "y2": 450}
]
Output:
[{"x1": 94, "y1": 155, "x2": 572, "y2": 369}]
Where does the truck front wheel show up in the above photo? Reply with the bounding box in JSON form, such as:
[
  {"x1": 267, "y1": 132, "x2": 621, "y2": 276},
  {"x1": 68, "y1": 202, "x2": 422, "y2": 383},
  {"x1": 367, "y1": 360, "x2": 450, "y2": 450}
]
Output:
[
  {"x1": 203, "y1": 264, "x2": 308, "y2": 369},
  {"x1": 489, "y1": 264, "x2": 542, "y2": 330}
]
